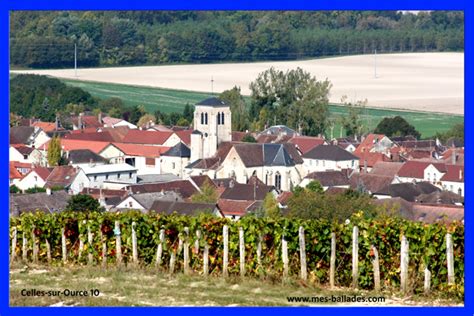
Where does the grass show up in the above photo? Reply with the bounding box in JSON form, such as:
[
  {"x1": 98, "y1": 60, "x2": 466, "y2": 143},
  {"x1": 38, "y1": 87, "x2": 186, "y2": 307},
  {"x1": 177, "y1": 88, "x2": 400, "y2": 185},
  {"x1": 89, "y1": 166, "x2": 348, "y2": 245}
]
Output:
[
  {"x1": 10, "y1": 262, "x2": 462, "y2": 307},
  {"x1": 61, "y1": 79, "x2": 463, "y2": 138}
]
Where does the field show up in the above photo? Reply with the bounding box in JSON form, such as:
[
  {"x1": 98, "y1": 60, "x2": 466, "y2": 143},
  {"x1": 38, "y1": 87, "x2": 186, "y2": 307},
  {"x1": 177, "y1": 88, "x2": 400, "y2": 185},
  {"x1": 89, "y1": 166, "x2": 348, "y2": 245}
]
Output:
[
  {"x1": 60, "y1": 79, "x2": 463, "y2": 138},
  {"x1": 12, "y1": 52, "x2": 464, "y2": 115},
  {"x1": 10, "y1": 263, "x2": 462, "y2": 307}
]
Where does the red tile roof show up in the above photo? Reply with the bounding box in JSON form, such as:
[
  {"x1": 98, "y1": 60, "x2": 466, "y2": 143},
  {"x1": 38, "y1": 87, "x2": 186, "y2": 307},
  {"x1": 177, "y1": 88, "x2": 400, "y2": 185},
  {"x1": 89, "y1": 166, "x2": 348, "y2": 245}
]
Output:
[
  {"x1": 354, "y1": 134, "x2": 386, "y2": 154},
  {"x1": 440, "y1": 165, "x2": 464, "y2": 182},
  {"x1": 174, "y1": 130, "x2": 192, "y2": 146},
  {"x1": 122, "y1": 130, "x2": 173, "y2": 145},
  {"x1": 111, "y1": 143, "x2": 170, "y2": 158},
  {"x1": 9, "y1": 163, "x2": 23, "y2": 179},
  {"x1": 288, "y1": 136, "x2": 325, "y2": 154},
  {"x1": 277, "y1": 191, "x2": 293, "y2": 206},
  {"x1": 397, "y1": 161, "x2": 446, "y2": 179},
  {"x1": 218, "y1": 199, "x2": 256, "y2": 216},
  {"x1": 72, "y1": 115, "x2": 102, "y2": 128},
  {"x1": 355, "y1": 151, "x2": 390, "y2": 168},
  {"x1": 31, "y1": 121, "x2": 60, "y2": 133},
  {"x1": 45, "y1": 165, "x2": 79, "y2": 187},
  {"x1": 64, "y1": 131, "x2": 116, "y2": 142},
  {"x1": 27, "y1": 167, "x2": 53, "y2": 181},
  {"x1": 43, "y1": 139, "x2": 110, "y2": 154}
]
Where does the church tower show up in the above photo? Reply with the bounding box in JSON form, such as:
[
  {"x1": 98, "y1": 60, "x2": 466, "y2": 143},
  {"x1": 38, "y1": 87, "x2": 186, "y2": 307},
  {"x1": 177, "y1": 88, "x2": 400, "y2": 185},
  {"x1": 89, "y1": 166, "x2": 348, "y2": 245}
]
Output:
[{"x1": 190, "y1": 97, "x2": 232, "y2": 162}]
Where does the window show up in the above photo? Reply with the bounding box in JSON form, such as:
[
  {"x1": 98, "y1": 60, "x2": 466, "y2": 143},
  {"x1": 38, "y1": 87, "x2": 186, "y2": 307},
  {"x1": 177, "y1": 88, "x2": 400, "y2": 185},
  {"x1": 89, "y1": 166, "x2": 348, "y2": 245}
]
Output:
[
  {"x1": 145, "y1": 157, "x2": 155, "y2": 166},
  {"x1": 23, "y1": 154, "x2": 28, "y2": 160},
  {"x1": 322, "y1": 160, "x2": 325, "y2": 167},
  {"x1": 433, "y1": 174, "x2": 436, "y2": 184},
  {"x1": 94, "y1": 175, "x2": 97, "y2": 181},
  {"x1": 316, "y1": 160, "x2": 318, "y2": 166},
  {"x1": 221, "y1": 112, "x2": 225, "y2": 125},
  {"x1": 275, "y1": 172, "x2": 281, "y2": 191},
  {"x1": 450, "y1": 185, "x2": 453, "y2": 191},
  {"x1": 217, "y1": 112, "x2": 221, "y2": 125},
  {"x1": 129, "y1": 201, "x2": 133, "y2": 208},
  {"x1": 205, "y1": 113, "x2": 208, "y2": 125},
  {"x1": 351, "y1": 160, "x2": 354, "y2": 167},
  {"x1": 265, "y1": 173, "x2": 268, "y2": 185},
  {"x1": 105, "y1": 174, "x2": 109, "y2": 180},
  {"x1": 117, "y1": 173, "x2": 121, "y2": 179},
  {"x1": 34, "y1": 176, "x2": 38, "y2": 182},
  {"x1": 129, "y1": 172, "x2": 133, "y2": 179},
  {"x1": 172, "y1": 162, "x2": 176, "y2": 169},
  {"x1": 201, "y1": 113, "x2": 204, "y2": 125},
  {"x1": 458, "y1": 188, "x2": 462, "y2": 196}
]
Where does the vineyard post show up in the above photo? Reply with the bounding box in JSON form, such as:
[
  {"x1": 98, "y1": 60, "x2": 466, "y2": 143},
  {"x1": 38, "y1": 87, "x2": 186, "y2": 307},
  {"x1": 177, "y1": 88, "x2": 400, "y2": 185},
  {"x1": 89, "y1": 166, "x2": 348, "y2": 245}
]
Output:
[
  {"x1": 223, "y1": 225, "x2": 229, "y2": 277},
  {"x1": 352, "y1": 226, "x2": 359, "y2": 289},
  {"x1": 183, "y1": 227, "x2": 190, "y2": 275},
  {"x1": 203, "y1": 243, "x2": 209, "y2": 276},
  {"x1": 330, "y1": 232, "x2": 336, "y2": 288},
  {"x1": 195, "y1": 229, "x2": 201, "y2": 254},
  {"x1": 45, "y1": 239, "x2": 52, "y2": 263},
  {"x1": 115, "y1": 221, "x2": 122, "y2": 265},
  {"x1": 371, "y1": 245, "x2": 381, "y2": 292},
  {"x1": 178, "y1": 236, "x2": 183, "y2": 254},
  {"x1": 11, "y1": 227, "x2": 17, "y2": 263},
  {"x1": 132, "y1": 222, "x2": 138, "y2": 265},
  {"x1": 169, "y1": 251, "x2": 176, "y2": 274},
  {"x1": 257, "y1": 235, "x2": 262, "y2": 269},
  {"x1": 446, "y1": 233, "x2": 455, "y2": 285},
  {"x1": 61, "y1": 227, "x2": 67, "y2": 264},
  {"x1": 22, "y1": 232, "x2": 27, "y2": 261},
  {"x1": 400, "y1": 235, "x2": 409, "y2": 294},
  {"x1": 155, "y1": 229, "x2": 165, "y2": 268},
  {"x1": 87, "y1": 224, "x2": 93, "y2": 265},
  {"x1": 424, "y1": 267, "x2": 431, "y2": 294},
  {"x1": 299, "y1": 226, "x2": 307, "y2": 281},
  {"x1": 239, "y1": 227, "x2": 245, "y2": 277},
  {"x1": 282, "y1": 235, "x2": 289, "y2": 279},
  {"x1": 78, "y1": 234, "x2": 84, "y2": 261},
  {"x1": 31, "y1": 227, "x2": 38, "y2": 263},
  {"x1": 101, "y1": 231, "x2": 107, "y2": 267}
]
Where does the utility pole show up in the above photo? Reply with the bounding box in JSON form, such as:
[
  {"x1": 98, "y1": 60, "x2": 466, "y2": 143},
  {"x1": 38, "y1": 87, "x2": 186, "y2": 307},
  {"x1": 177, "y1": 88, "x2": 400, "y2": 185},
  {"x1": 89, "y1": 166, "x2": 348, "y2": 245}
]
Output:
[
  {"x1": 374, "y1": 49, "x2": 377, "y2": 79},
  {"x1": 74, "y1": 43, "x2": 78, "y2": 78}
]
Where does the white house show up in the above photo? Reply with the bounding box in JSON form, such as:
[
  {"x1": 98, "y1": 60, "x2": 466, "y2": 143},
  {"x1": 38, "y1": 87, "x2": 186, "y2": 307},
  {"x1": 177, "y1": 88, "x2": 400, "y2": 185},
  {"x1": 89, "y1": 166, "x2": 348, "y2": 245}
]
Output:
[
  {"x1": 16, "y1": 167, "x2": 52, "y2": 191},
  {"x1": 79, "y1": 163, "x2": 138, "y2": 189},
  {"x1": 45, "y1": 165, "x2": 90, "y2": 194},
  {"x1": 9, "y1": 145, "x2": 43, "y2": 165},
  {"x1": 10, "y1": 126, "x2": 51, "y2": 149},
  {"x1": 440, "y1": 165, "x2": 464, "y2": 196},
  {"x1": 394, "y1": 161, "x2": 446, "y2": 184},
  {"x1": 160, "y1": 143, "x2": 191, "y2": 178},
  {"x1": 302, "y1": 145, "x2": 359, "y2": 173},
  {"x1": 114, "y1": 191, "x2": 183, "y2": 211}
]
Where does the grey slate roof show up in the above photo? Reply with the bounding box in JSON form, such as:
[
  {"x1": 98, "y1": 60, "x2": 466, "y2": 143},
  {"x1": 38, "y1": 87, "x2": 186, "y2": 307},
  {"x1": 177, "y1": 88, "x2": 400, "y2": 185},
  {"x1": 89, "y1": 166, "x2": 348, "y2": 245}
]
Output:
[
  {"x1": 119, "y1": 191, "x2": 183, "y2": 209},
  {"x1": 68, "y1": 149, "x2": 107, "y2": 164},
  {"x1": 305, "y1": 171, "x2": 350, "y2": 187},
  {"x1": 196, "y1": 97, "x2": 228, "y2": 107},
  {"x1": 10, "y1": 191, "x2": 70, "y2": 216},
  {"x1": 219, "y1": 182, "x2": 274, "y2": 201},
  {"x1": 162, "y1": 142, "x2": 191, "y2": 158},
  {"x1": 10, "y1": 126, "x2": 36, "y2": 145},
  {"x1": 233, "y1": 143, "x2": 302, "y2": 167},
  {"x1": 375, "y1": 182, "x2": 441, "y2": 202},
  {"x1": 302, "y1": 145, "x2": 359, "y2": 161}
]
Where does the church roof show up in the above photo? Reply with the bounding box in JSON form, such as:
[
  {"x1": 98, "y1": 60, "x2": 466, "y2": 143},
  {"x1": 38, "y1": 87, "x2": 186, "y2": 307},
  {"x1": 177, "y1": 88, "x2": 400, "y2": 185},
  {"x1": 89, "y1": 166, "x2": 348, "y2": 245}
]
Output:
[
  {"x1": 196, "y1": 97, "x2": 228, "y2": 107},
  {"x1": 162, "y1": 142, "x2": 191, "y2": 158}
]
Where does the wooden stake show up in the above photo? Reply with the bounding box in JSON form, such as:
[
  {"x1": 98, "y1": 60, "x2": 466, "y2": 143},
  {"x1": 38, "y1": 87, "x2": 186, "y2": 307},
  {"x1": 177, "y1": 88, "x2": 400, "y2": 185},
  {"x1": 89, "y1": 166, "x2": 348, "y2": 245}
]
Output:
[
  {"x1": 11, "y1": 227, "x2": 17, "y2": 262},
  {"x1": 282, "y1": 236, "x2": 289, "y2": 279},
  {"x1": 31, "y1": 228, "x2": 38, "y2": 263},
  {"x1": 115, "y1": 221, "x2": 122, "y2": 265},
  {"x1": 203, "y1": 244, "x2": 209, "y2": 276},
  {"x1": 183, "y1": 227, "x2": 190, "y2": 274},
  {"x1": 61, "y1": 227, "x2": 67, "y2": 264},
  {"x1": 424, "y1": 267, "x2": 431, "y2": 294},
  {"x1": 256, "y1": 235, "x2": 262, "y2": 269},
  {"x1": 223, "y1": 225, "x2": 229, "y2": 277},
  {"x1": 132, "y1": 222, "x2": 138, "y2": 264},
  {"x1": 330, "y1": 232, "x2": 336, "y2": 288},
  {"x1": 194, "y1": 230, "x2": 201, "y2": 254},
  {"x1": 371, "y1": 245, "x2": 380, "y2": 292},
  {"x1": 239, "y1": 227, "x2": 245, "y2": 277},
  {"x1": 45, "y1": 239, "x2": 52, "y2": 263},
  {"x1": 446, "y1": 233, "x2": 455, "y2": 285},
  {"x1": 169, "y1": 251, "x2": 176, "y2": 274},
  {"x1": 352, "y1": 226, "x2": 359, "y2": 289},
  {"x1": 101, "y1": 231, "x2": 107, "y2": 267},
  {"x1": 87, "y1": 225, "x2": 93, "y2": 265},
  {"x1": 156, "y1": 229, "x2": 165, "y2": 267},
  {"x1": 78, "y1": 236, "x2": 84, "y2": 261},
  {"x1": 400, "y1": 235, "x2": 409, "y2": 293},
  {"x1": 299, "y1": 226, "x2": 307, "y2": 281},
  {"x1": 22, "y1": 232, "x2": 27, "y2": 261}
]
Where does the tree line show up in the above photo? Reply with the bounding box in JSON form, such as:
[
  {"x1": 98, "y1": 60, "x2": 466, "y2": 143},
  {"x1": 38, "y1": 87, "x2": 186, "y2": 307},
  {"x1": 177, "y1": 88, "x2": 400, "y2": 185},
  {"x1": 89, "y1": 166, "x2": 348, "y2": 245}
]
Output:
[{"x1": 10, "y1": 11, "x2": 463, "y2": 69}]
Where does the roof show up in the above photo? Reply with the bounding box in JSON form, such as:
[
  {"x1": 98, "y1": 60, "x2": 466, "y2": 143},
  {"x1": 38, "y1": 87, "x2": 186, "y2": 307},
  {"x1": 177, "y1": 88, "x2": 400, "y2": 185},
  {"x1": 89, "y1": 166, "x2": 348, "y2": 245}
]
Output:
[
  {"x1": 81, "y1": 188, "x2": 129, "y2": 198},
  {"x1": 12, "y1": 145, "x2": 35, "y2": 155},
  {"x1": 31, "y1": 121, "x2": 59, "y2": 133},
  {"x1": 186, "y1": 142, "x2": 234, "y2": 170},
  {"x1": 9, "y1": 163, "x2": 23, "y2": 179},
  {"x1": 440, "y1": 165, "x2": 464, "y2": 182},
  {"x1": 260, "y1": 125, "x2": 297, "y2": 136},
  {"x1": 231, "y1": 131, "x2": 252, "y2": 142},
  {"x1": 233, "y1": 143, "x2": 302, "y2": 168},
  {"x1": 196, "y1": 97, "x2": 228, "y2": 107},
  {"x1": 80, "y1": 163, "x2": 137, "y2": 175},
  {"x1": 120, "y1": 191, "x2": 183, "y2": 209},
  {"x1": 354, "y1": 134, "x2": 387, "y2": 154},
  {"x1": 137, "y1": 174, "x2": 180, "y2": 184},
  {"x1": 219, "y1": 182, "x2": 274, "y2": 201},
  {"x1": 349, "y1": 173, "x2": 394, "y2": 194},
  {"x1": 218, "y1": 199, "x2": 256, "y2": 216},
  {"x1": 10, "y1": 161, "x2": 32, "y2": 173},
  {"x1": 111, "y1": 143, "x2": 170, "y2": 158},
  {"x1": 376, "y1": 182, "x2": 440, "y2": 202},
  {"x1": 305, "y1": 171, "x2": 350, "y2": 187},
  {"x1": 416, "y1": 190, "x2": 463, "y2": 205},
  {"x1": 102, "y1": 116, "x2": 123, "y2": 126},
  {"x1": 302, "y1": 145, "x2": 358, "y2": 161},
  {"x1": 277, "y1": 191, "x2": 293, "y2": 206},
  {"x1": 26, "y1": 167, "x2": 53, "y2": 181},
  {"x1": 162, "y1": 142, "x2": 191, "y2": 158},
  {"x1": 122, "y1": 130, "x2": 173, "y2": 145},
  {"x1": 288, "y1": 136, "x2": 325, "y2": 154},
  {"x1": 369, "y1": 162, "x2": 404, "y2": 177},
  {"x1": 149, "y1": 200, "x2": 217, "y2": 215},
  {"x1": 397, "y1": 161, "x2": 447, "y2": 179},
  {"x1": 190, "y1": 175, "x2": 216, "y2": 189},
  {"x1": 68, "y1": 149, "x2": 107, "y2": 164},
  {"x1": 72, "y1": 115, "x2": 102, "y2": 128},
  {"x1": 64, "y1": 130, "x2": 116, "y2": 142},
  {"x1": 10, "y1": 126, "x2": 35, "y2": 144},
  {"x1": 398, "y1": 140, "x2": 438, "y2": 149},
  {"x1": 43, "y1": 139, "x2": 110, "y2": 154},
  {"x1": 128, "y1": 180, "x2": 198, "y2": 199},
  {"x1": 45, "y1": 165, "x2": 79, "y2": 188},
  {"x1": 174, "y1": 130, "x2": 192, "y2": 146},
  {"x1": 10, "y1": 191, "x2": 70, "y2": 215}
]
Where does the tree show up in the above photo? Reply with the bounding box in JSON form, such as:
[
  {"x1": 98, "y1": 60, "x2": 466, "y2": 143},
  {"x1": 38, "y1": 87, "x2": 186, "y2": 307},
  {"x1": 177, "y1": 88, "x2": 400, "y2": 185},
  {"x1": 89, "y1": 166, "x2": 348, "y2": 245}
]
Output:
[
  {"x1": 374, "y1": 116, "x2": 421, "y2": 139},
  {"x1": 262, "y1": 192, "x2": 281, "y2": 218},
  {"x1": 137, "y1": 113, "x2": 156, "y2": 128},
  {"x1": 127, "y1": 105, "x2": 146, "y2": 125},
  {"x1": 249, "y1": 67, "x2": 332, "y2": 136},
  {"x1": 241, "y1": 134, "x2": 257, "y2": 143},
  {"x1": 182, "y1": 103, "x2": 194, "y2": 122},
  {"x1": 340, "y1": 96, "x2": 367, "y2": 137},
  {"x1": 47, "y1": 136, "x2": 62, "y2": 167},
  {"x1": 306, "y1": 180, "x2": 324, "y2": 194},
  {"x1": 219, "y1": 87, "x2": 249, "y2": 131},
  {"x1": 435, "y1": 122, "x2": 464, "y2": 144},
  {"x1": 190, "y1": 180, "x2": 218, "y2": 204},
  {"x1": 65, "y1": 194, "x2": 104, "y2": 212},
  {"x1": 10, "y1": 185, "x2": 20, "y2": 194},
  {"x1": 176, "y1": 117, "x2": 190, "y2": 126}
]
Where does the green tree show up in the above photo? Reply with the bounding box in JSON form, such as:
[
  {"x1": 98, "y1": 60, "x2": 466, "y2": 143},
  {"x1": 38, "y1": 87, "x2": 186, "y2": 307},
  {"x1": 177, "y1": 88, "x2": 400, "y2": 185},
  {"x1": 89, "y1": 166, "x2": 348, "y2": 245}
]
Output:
[
  {"x1": 340, "y1": 97, "x2": 367, "y2": 137},
  {"x1": 262, "y1": 192, "x2": 281, "y2": 218},
  {"x1": 182, "y1": 103, "x2": 194, "y2": 122},
  {"x1": 374, "y1": 116, "x2": 421, "y2": 139},
  {"x1": 306, "y1": 180, "x2": 324, "y2": 194},
  {"x1": 137, "y1": 113, "x2": 156, "y2": 128},
  {"x1": 176, "y1": 117, "x2": 190, "y2": 126},
  {"x1": 10, "y1": 185, "x2": 20, "y2": 194},
  {"x1": 241, "y1": 134, "x2": 257, "y2": 143},
  {"x1": 190, "y1": 180, "x2": 218, "y2": 204},
  {"x1": 47, "y1": 136, "x2": 62, "y2": 167},
  {"x1": 65, "y1": 194, "x2": 104, "y2": 212},
  {"x1": 435, "y1": 122, "x2": 464, "y2": 144},
  {"x1": 219, "y1": 86, "x2": 249, "y2": 131}
]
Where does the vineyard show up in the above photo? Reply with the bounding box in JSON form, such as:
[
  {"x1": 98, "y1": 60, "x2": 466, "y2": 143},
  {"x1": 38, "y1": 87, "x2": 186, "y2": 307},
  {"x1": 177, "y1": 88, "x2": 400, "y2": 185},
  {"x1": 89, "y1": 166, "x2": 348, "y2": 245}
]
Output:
[{"x1": 9, "y1": 211, "x2": 464, "y2": 300}]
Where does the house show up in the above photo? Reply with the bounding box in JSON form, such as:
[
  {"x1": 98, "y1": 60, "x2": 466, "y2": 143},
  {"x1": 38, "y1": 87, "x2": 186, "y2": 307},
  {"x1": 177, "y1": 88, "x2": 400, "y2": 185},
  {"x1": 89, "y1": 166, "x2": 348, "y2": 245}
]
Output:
[
  {"x1": 31, "y1": 120, "x2": 64, "y2": 133},
  {"x1": 302, "y1": 145, "x2": 359, "y2": 173},
  {"x1": 72, "y1": 113, "x2": 103, "y2": 130},
  {"x1": 160, "y1": 142, "x2": 191, "y2": 177},
  {"x1": 102, "y1": 116, "x2": 137, "y2": 129},
  {"x1": 174, "y1": 130, "x2": 192, "y2": 146},
  {"x1": 9, "y1": 163, "x2": 23, "y2": 187},
  {"x1": 115, "y1": 191, "x2": 183, "y2": 211},
  {"x1": 122, "y1": 130, "x2": 181, "y2": 147},
  {"x1": 10, "y1": 126, "x2": 50, "y2": 148},
  {"x1": 440, "y1": 164, "x2": 464, "y2": 196},
  {"x1": 10, "y1": 190, "x2": 70, "y2": 216},
  {"x1": 126, "y1": 180, "x2": 199, "y2": 199},
  {"x1": 394, "y1": 160, "x2": 446, "y2": 184},
  {"x1": 45, "y1": 165, "x2": 89, "y2": 194},
  {"x1": 43, "y1": 139, "x2": 111, "y2": 155},
  {"x1": 78, "y1": 163, "x2": 138, "y2": 189},
  {"x1": 415, "y1": 191, "x2": 463, "y2": 206},
  {"x1": 149, "y1": 200, "x2": 222, "y2": 217},
  {"x1": 260, "y1": 125, "x2": 298, "y2": 137},
  {"x1": 66, "y1": 149, "x2": 107, "y2": 167},
  {"x1": 356, "y1": 134, "x2": 393, "y2": 155},
  {"x1": 288, "y1": 136, "x2": 326, "y2": 155},
  {"x1": 16, "y1": 167, "x2": 53, "y2": 191},
  {"x1": 369, "y1": 161, "x2": 404, "y2": 177},
  {"x1": 373, "y1": 182, "x2": 440, "y2": 201},
  {"x1": 9, "y1": 145, "x2": 43, "y2": 165},
  {"x1": 214, "y1": 143, "x2": 304, "y2": 192},
  {"x1": 217, "y1": 199, "x2": 262, "y2": 219},
  {"x1": 300, "y1": 170, "x2": 350, "y2": 190},
  {"x1": 349, "y1": 173, "x2": 394, "y2": 195},
  {"x1": 10, "y1": 161, "x2": 32, "y2": 177}
]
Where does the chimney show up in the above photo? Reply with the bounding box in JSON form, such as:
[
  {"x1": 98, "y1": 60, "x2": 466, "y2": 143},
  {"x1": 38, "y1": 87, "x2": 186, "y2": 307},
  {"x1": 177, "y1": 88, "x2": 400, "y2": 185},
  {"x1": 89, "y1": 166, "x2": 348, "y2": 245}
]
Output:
[
  {"x1": 46, "y1": 187, "x2": 52, "y2": 195},
  {"x1": 98, "y1": 112, "x2": 102, "y2": 124},
  {"x1": 229, "y1": 179, "x2": 235, "y2": 188},
  {"x1": 55, "y1": 115, "x2": 59, "y2": 130},
  {"x1": 451, "y1": 150, "x2": 456, "y2": 165},
  {"x1": 78, "y1": 113, "x2": 84, "y2": 130},
  {"x1": 459, "y1": 169, "x2": 463, "y2": 180}
]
